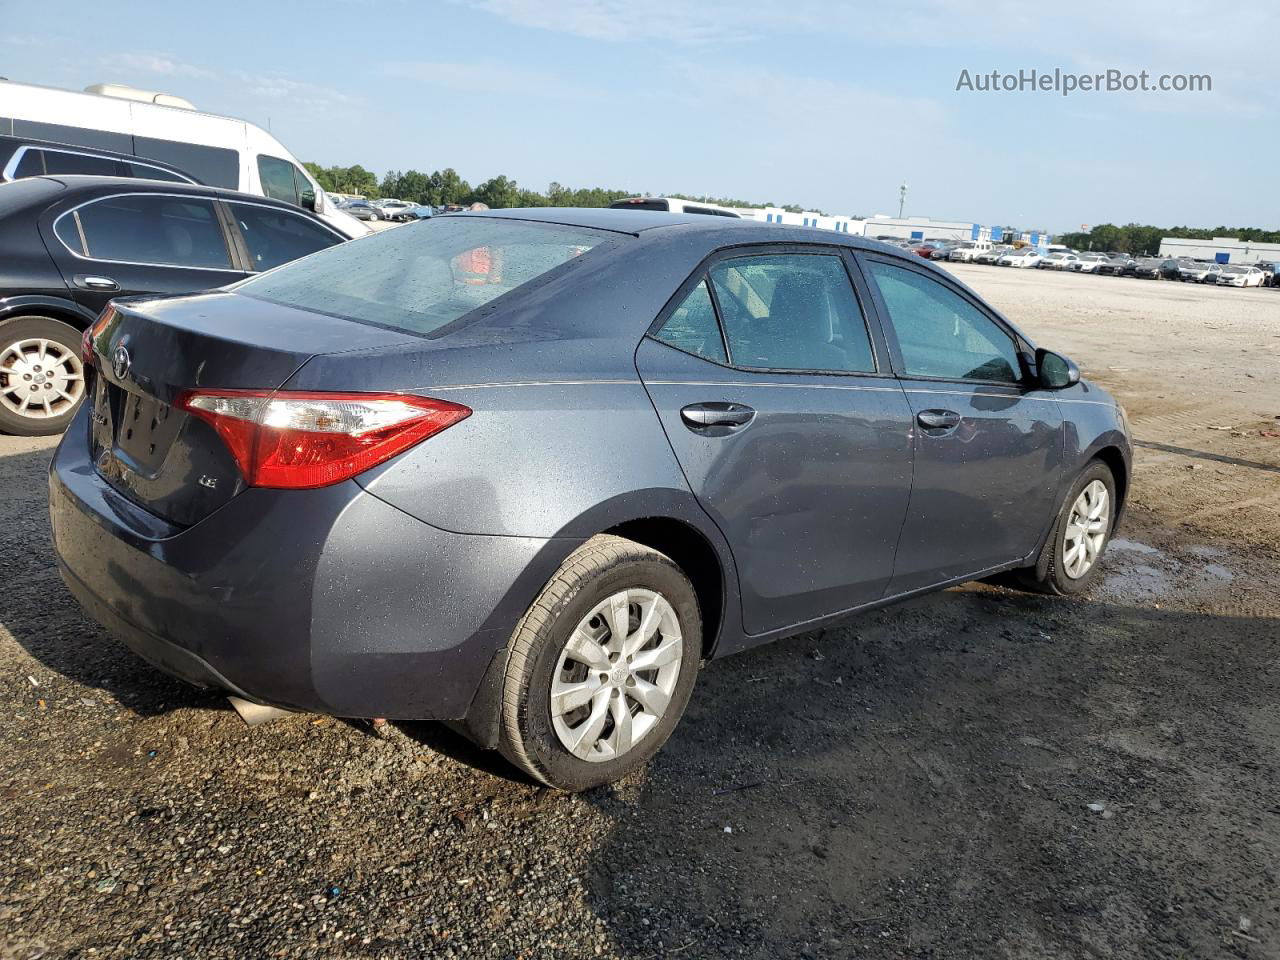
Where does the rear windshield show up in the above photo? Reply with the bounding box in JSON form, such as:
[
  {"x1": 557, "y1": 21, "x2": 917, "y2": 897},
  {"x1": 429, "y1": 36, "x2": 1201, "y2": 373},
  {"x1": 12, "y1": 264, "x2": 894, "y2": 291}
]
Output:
[
  {"x1": 609, "y1": 199, "x2": 669, "y2": 211},
  {"x1": 235, "y1": 216, "x2": 615, "y2": 337}
]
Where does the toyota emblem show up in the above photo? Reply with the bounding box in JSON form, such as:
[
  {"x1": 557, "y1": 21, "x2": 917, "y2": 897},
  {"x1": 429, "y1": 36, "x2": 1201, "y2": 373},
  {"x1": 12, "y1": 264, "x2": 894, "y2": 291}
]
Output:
[{"x1": 111, "y1": 344, "x2": 132, "y2": 380}]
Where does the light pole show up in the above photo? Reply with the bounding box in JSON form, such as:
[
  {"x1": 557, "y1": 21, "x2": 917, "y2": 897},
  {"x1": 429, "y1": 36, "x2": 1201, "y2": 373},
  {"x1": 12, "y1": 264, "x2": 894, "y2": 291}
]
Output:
[{"x1": 898, "y1": 182, "x2": 908, "y2": 219}]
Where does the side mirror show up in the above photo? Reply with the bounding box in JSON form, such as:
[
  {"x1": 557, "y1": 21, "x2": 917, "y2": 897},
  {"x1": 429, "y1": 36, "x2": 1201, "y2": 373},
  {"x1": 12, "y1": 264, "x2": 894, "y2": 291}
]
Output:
[
  {"x1": 1036, "y1": 348, "x2": 1080, "y2": 389},
  {"x1": 300, "y1": 187, "x2": 320, "y2": 213}
]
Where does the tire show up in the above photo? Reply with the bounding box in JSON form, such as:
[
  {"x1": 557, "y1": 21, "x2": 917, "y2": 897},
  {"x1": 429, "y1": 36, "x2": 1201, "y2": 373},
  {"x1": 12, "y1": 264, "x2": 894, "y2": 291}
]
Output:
[
  {"x1": 0, "y1": 315, "x2": 87, "y2": 437},
  {"x1": 1021, "y1": 460, "x2": 1117, "y2": 595},
  {"x1": 498, "y1": 534, "x2": 702, "y2": 791}
]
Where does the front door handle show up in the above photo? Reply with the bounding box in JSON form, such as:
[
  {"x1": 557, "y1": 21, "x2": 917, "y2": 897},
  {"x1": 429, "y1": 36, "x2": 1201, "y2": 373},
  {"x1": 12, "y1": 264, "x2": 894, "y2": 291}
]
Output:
[
  {"x1": 680, "y1": 402, "x2": 755, "y2": 430},
  {"x1": 916, "y1": 408, "x2": 962, "y2": 430},
  {"x1": 74, "y1": 275, "x2": 120, "y2": 291}
]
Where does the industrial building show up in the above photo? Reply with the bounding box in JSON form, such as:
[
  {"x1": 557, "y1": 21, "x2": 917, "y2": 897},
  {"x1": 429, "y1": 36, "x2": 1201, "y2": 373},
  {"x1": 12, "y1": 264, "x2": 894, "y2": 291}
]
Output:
[
  {"x1": 1158, "y1": 236, "x2": 1280, "y2": 266},
  {"x1": 733, "y1": 207, "x2": 866, "y2": 235},
  {"x1": 861, "y1": 216, "x2": 995, "y2": 244}
]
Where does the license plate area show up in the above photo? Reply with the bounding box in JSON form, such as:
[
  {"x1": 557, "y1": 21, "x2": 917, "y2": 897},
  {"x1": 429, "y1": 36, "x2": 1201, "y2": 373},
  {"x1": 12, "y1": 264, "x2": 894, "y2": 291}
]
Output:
[{"x1": 113, "y1": 389, "x2": 183, "y2": 474}]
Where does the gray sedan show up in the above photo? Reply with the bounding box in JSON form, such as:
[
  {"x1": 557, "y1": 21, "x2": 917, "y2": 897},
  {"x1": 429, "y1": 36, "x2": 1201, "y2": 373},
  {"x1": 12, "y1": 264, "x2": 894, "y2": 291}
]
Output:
[{"x1": 53, "y1": 211, "x2": 1131, "y2": 790}]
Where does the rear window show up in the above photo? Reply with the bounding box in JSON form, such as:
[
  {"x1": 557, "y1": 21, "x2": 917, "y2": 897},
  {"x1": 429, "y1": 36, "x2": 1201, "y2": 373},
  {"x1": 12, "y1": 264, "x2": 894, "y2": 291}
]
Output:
[
  {"x1": 609, "y1": 199, "x2": 669, "y2": 212},
  {"x1": 235, "y1": 216, "x2": 616, "y2": 337}
]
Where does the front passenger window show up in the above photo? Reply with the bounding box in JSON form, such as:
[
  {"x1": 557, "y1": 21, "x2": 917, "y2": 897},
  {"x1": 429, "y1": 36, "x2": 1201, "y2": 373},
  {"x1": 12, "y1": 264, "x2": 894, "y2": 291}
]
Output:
[
  {"x1": 866, "y1": 261, "x2": 1022, "y2": 383},
  {"x1": 229, "y1": 203, "x2": 341, "y2": 271}
]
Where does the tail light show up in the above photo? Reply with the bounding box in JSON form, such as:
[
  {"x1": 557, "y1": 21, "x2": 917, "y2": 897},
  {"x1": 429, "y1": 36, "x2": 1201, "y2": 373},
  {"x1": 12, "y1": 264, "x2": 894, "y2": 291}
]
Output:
[
  {"x1": 81, "y1": 306, "x2": 117, "y2": 367},
  {"x1": 179, "y1": 390, "x2": 470, "y2": 490}
]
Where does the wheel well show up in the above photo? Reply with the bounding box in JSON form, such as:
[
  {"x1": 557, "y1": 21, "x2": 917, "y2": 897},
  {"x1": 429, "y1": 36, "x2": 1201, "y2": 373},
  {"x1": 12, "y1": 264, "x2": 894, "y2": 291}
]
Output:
[
  {"x1": 1093, "y1": 446, "x2": 1129, "y2": 512},
  {"x1": 0, "y1": 306, "x2": 90, "y2": 333},
  {"x1": 605, "y1": 517, "x2": 724, "y2": 659}
]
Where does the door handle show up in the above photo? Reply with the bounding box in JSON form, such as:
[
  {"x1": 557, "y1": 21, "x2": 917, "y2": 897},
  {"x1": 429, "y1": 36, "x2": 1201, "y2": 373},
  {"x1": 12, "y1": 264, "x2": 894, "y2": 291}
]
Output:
[
  {"x1": 680, "y1": 402, "x2": 755, "y2": 429},
  {"x1": 74, "y1": 275, "x2": 120, "y2": 291},
  {"x1": 916, "y1": 409, "x2": 962, "y2": 430}
]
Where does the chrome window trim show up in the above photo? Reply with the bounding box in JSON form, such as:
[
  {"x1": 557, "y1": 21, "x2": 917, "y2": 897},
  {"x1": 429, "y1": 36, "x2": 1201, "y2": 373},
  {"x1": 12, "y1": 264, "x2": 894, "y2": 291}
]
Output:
[
  {"x1": 51, "y1": 191, "x2": 243, "y2": 272},
  {"x1": 1, "y1": 144, "x2": 197, "y2": 184}
]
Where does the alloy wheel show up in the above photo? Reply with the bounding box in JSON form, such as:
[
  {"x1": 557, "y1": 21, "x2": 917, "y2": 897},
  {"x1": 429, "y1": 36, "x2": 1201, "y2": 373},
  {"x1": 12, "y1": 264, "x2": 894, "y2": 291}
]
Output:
[
  {"x1": 0, "y1": 337, "x2": 85, "y2": 421},
  {"x1": 550, "y1": 589, "x2": 683, "y2": 763},
  {"x1": 1063, "y1": 479, "x2": 1110, "y2": 579}
]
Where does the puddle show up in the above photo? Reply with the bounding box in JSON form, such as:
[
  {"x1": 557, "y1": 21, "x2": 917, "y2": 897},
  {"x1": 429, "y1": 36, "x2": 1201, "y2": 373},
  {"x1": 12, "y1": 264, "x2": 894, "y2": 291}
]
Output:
[
  {"x1": 1203, "y1": 564, "x2": 1234, "y2": 581},
  {"x1": 1104, "y1": 562, "x2": 1172, "y2": 598},
  {"x1": 1110, "y1": 538, "x2": 1161, "y2": 556}
]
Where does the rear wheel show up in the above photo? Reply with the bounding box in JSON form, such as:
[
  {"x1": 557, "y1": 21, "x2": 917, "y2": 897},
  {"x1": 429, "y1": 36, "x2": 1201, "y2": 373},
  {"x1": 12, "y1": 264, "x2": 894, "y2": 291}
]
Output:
[
  {"x1": 0, "y1": 316, "x2": 87, "y2": 436},
  {"x1": 498, "y1": 535, "x2": 701, "y2": 791},
  {"x1": 1022, "y1": 461, "x2": 1117, "y2": 595}
]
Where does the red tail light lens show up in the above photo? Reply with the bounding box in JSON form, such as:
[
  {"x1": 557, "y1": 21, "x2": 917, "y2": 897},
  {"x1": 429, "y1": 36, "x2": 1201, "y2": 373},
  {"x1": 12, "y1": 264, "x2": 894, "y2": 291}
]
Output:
[
  {"x1": 179, "y1": 390, "x2": 471, "y2": 489},
  {"x1": 81, "y1": 306, "x2": 117, "y2": 367}
]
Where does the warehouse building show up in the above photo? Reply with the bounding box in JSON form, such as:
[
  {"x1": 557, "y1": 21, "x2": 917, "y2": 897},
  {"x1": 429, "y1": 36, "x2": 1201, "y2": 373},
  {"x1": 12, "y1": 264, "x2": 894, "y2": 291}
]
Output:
[
  {"x1": 735, "y1": 207, "x2": 866, "y2": 235},
  {"x1": 860, "y1": 216, "x2": 1001, "y2": 245},
  {"x1": 1158, "y1": 236, "x2": 1280, "y2": 266}
]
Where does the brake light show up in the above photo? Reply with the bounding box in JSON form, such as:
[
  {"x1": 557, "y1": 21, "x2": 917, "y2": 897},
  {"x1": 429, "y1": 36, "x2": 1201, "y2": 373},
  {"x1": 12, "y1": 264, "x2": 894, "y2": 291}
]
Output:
[
  {"x1": 81, "y1": 306, "x2": 116, "y2": 367},
  {"x1": 179, "y1": 390, "x2": 470, "y2": 489}
]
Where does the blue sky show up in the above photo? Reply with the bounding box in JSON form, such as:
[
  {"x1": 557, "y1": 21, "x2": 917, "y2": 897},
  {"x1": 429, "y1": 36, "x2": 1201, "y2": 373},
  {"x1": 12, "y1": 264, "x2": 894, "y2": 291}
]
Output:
[{"x1": 3, "y1": 0, "x2": 1276, "y2": 231}]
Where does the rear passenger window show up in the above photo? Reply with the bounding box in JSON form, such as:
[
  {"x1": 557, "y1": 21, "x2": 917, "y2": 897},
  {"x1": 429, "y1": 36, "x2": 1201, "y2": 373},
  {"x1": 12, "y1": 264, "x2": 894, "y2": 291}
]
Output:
[
  {"x1": 865, "y1": 261, "x2": 1021, "y2": 383},
  {"x1": 41, "y1": 150, "x2": 121, "y2": 177},
  {"x1": 74, "y1": 195, "x2": 231, "y2": 269},
  {"x1": 228, "y1": 202, "x2": 341, "y2": 271},
  {"x1": 122, "y1": 161, "x2": 190, "y2": 183},
  {"x1": 655, "y1": 280, "x2": 727, "y2": 363},
  {"x1": 11, "y1": 148, "x2": 46, "y2": 178},
  {"x1": 708, "y1": 254, "x2": 875, "y2": 373}
]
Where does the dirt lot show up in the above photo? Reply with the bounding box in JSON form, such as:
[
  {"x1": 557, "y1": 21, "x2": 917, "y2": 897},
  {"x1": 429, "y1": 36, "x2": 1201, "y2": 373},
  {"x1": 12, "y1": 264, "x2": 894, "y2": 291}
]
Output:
[{"x1": 1, "y1": 267, "x2": 1278, "y2": 960}]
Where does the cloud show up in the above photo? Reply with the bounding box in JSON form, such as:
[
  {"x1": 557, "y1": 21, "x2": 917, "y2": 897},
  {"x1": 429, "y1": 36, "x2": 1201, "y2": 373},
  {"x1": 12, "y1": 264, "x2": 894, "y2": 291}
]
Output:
[
  {"x1": 233, "y1": 72, "x2": 360, "y2": 112},
  {"x1": 456, "y1": 0, "x2": 753, "y2": 43},
  {"x1": 2, "y1": 34, "x2": 54, "y2": 48},
  {"x1": 99, "y1": 52, "x2": 216, "y2": 79},
  {"x1": 385, "y1": 60, "x2": 601, "y2": 101}
]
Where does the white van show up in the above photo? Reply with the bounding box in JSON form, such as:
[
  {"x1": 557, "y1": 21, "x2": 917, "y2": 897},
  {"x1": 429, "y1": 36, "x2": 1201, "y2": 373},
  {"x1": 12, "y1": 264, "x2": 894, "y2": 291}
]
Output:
[
  {"x1": 608, "y1": 196, "x2": 741, "y2": 218},
  {"x1": 0, "y1": 79, "x2": 370, "y2": 239}
]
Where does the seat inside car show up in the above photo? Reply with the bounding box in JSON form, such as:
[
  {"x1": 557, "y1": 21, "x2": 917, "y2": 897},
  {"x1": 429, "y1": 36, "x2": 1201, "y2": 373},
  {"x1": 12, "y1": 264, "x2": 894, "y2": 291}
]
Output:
[{"x1": 756, "y1": 273, "x2": 848, "y2": 370}]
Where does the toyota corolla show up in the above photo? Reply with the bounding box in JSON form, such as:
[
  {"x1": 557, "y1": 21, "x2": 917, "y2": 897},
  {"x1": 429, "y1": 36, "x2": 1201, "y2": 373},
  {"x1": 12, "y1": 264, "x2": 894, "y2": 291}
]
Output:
[{"x1": 50, "y1": 209, "x2": 1131, "y2": 790}]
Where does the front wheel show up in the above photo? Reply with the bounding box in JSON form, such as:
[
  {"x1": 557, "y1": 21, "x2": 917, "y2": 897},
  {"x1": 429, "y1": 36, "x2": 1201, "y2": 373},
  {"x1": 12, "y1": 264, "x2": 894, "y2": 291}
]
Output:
[
  {"x1": 498, "y1": 535, "x2": 701, "y2": 791},
  {"x1": 1022, "y1": 461, "x2": 1117, "y2": 595},
  {"x1": 0, "y1": 315, "x2": 88, "y2": 436}
]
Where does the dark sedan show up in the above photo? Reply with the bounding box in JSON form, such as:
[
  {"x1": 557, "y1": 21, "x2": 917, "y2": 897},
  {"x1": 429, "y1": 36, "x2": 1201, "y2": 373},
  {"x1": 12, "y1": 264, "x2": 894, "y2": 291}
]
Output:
[
  {"x1": 0, "y1": 176, "x2": 347, "y2": 435},
  {"x1": 51, "y1": 210, "x2": 1132, "y2": 790},
  {"x1": 336, "y1": 199, "x2": 379, "y2": 221}
]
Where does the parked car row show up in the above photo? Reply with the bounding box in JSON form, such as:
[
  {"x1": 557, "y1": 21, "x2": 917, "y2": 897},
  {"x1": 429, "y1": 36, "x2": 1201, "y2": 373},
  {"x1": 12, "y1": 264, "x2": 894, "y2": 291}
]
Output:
[
  {"x1": 335, "y1": 198, "x2": 435, "y2": 222},
  {"x1": 961, "y1": 242, "x2": 1278, "y2": 288}
]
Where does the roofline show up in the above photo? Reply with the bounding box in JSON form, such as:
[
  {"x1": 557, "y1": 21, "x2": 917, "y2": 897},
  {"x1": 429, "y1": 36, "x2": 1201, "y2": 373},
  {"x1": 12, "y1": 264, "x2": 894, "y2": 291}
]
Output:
[{"x1": 0, "y1": 78, "x2": 273, "y2": 137}]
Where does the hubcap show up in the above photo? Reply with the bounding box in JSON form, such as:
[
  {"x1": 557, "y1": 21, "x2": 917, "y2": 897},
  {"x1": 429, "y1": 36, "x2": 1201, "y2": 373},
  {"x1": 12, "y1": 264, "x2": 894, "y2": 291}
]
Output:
[
  {"x1": 550, "y1": 589, "x2": 683, "y2": 763},
  {"x1": 0, "y1": 337, "x2": 85, "y2": 420},
  {"x1": 1063, "y1": 479, "x2": 1110, "y2": 579}
]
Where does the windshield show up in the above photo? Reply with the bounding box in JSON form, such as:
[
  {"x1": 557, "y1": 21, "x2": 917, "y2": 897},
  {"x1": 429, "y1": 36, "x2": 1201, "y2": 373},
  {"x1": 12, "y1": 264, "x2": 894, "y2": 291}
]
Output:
[{"x1": 236, "y1": 216, "x2": 616, "y2": 337}]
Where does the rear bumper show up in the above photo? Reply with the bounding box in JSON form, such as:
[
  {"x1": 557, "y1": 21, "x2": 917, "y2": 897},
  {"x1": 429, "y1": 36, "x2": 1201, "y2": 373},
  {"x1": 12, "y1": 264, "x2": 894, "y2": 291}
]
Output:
[{"x1": 49, "y1": 407, "x2": 574, "y2": 719}]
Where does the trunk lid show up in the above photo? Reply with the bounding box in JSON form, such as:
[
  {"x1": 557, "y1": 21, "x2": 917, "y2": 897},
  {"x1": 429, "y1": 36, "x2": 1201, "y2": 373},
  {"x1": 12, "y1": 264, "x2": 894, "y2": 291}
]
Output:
[{"x1": 86, "y1": 291, "x2": 422, "y2": 526}]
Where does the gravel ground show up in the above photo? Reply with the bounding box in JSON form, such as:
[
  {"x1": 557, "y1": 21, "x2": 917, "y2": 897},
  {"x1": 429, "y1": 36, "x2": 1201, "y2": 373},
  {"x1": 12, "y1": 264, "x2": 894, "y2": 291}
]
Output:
[{"x1": 1, "y1": 268, "x2": 1278, "y2": 959}]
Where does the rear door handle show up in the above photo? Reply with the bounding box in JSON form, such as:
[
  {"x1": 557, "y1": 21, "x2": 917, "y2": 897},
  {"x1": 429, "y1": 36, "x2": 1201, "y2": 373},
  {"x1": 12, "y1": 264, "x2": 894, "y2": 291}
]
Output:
[
  {"x1": 916, "y1": 409, "x2": 962, "y2": 430},
  {"x1": 680, "y1": 402, "x2": 755, "y2": 430},
  {"x1": 74, "y1": 275, "x2": 120, "y2": 291}
]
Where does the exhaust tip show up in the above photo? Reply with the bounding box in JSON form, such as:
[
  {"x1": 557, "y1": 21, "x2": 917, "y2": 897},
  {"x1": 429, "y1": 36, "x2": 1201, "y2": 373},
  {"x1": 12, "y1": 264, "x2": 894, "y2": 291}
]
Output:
[{"x1": 227, "y1": 695, "x2": 293, "y2": 727}]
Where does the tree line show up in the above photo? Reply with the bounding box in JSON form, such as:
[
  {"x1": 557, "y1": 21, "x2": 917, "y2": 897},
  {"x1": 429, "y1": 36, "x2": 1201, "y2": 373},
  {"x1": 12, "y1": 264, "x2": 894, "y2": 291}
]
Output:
[
  {"x1": 1056, "y1": 222, "x2": 1280, "y2": 256},
  {"x1": 302, "y1": 162, "x2": 827, "y2": 213}
]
